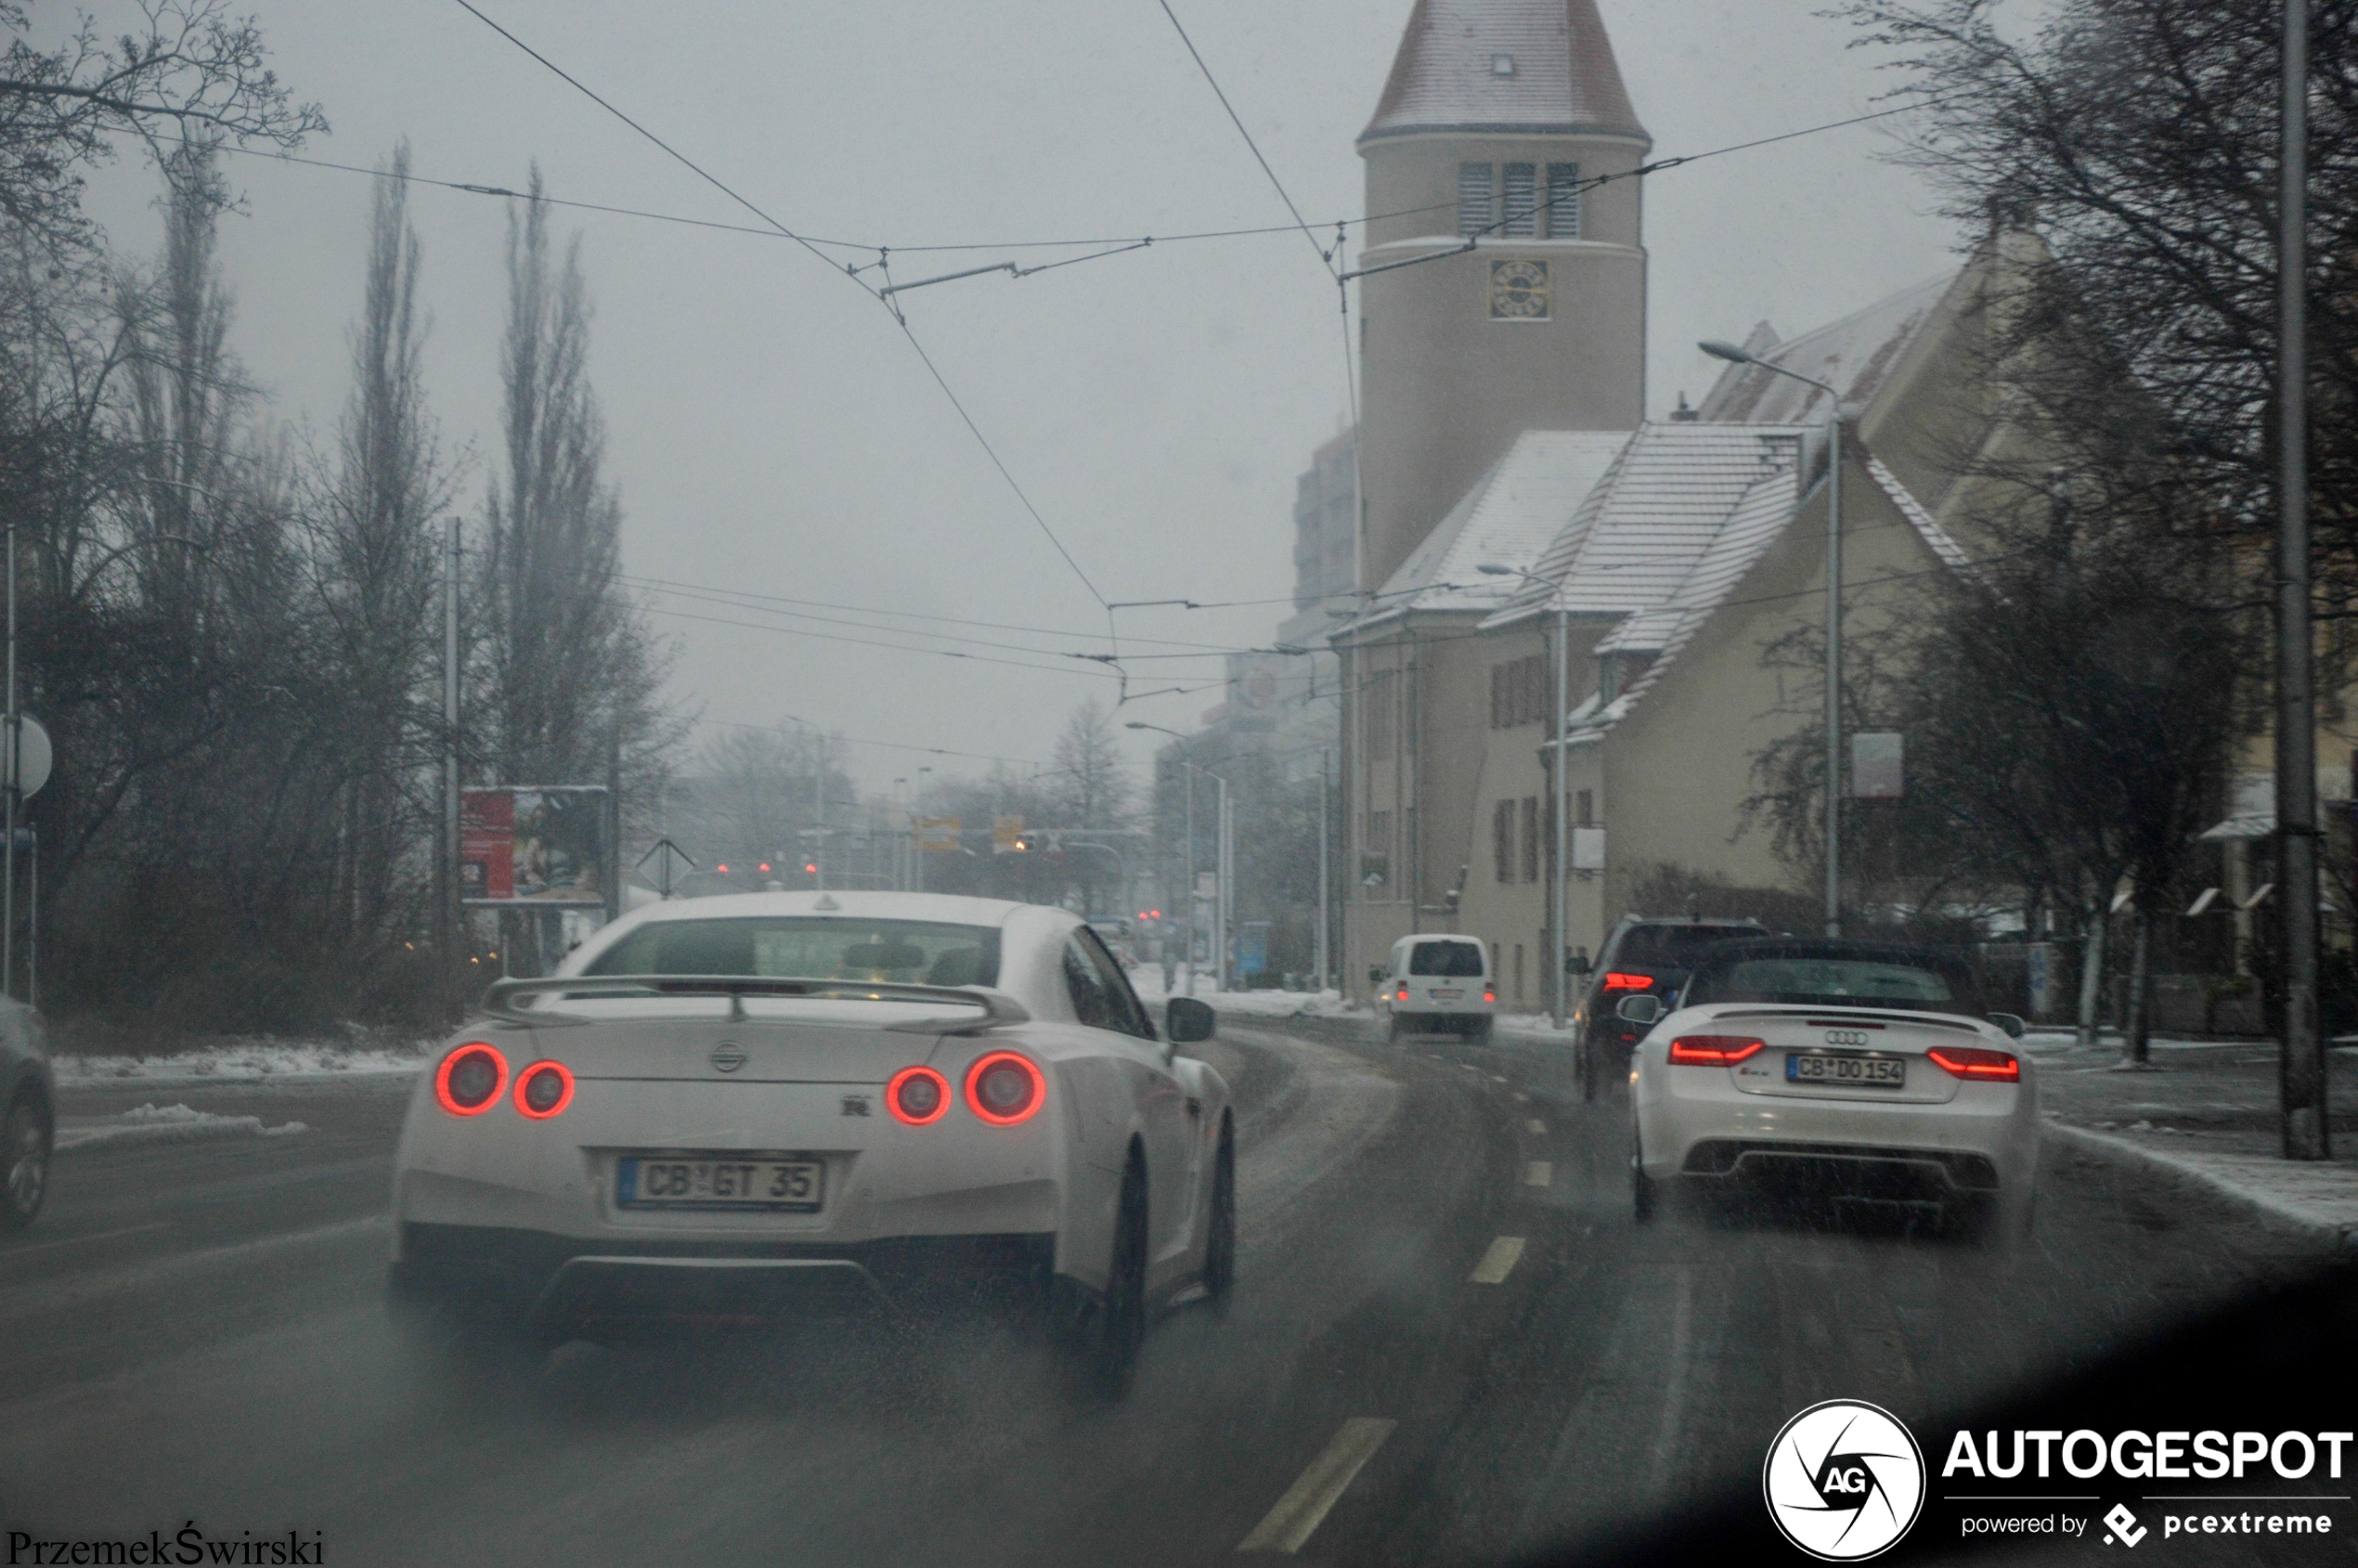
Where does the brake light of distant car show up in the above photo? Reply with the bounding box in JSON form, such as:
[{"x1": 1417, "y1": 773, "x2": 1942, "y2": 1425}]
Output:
[
  {"x1": 513, "y1": 1060, "x2": 575, "y2": 1120},
  {"x1": 887, "y1": 1065, "x2": 952, "y2": 1126},
  {"x1": 1666, "y1": 1035, "x2": 1766, "y2": 1066},
  {"x1": 1396, "y1": 986, "x2": 1409, "y2": 1002},
  {"x1": 1927, "y1": 1046, "x2": 2021, "y2": 1082},
  {"x1": 1601, "y1": 972, "x2": 1652, "y2": 991},
  {"x1": 1483, "y1": 991, "x2": 1496, "y2": 1004},
  {"x1": 435, "y1": 1043, "x2": 509, "y2": 1116},
  {"x1": 965, "y1": 1051, "x2": 1045, "y2": 1126}
]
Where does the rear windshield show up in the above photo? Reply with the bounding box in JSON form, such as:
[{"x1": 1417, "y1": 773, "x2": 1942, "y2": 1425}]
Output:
[
  {"x1": 1685, "y1": 954, "x2": 1977, "y2": 1012},
  {"x1": 1612, "y1": 925, "x2": 1758, "y2": 969},
  {"x1": 584, "y1": 917, "x2": 1002, "y2": 988},
  {"x1": 1409, "y1": 940, "x2": 1485, "y2": 977}
]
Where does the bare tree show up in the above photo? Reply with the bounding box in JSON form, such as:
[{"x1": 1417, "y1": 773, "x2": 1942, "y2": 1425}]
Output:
[{"x1": 0, "y1": 0, "x2": 326, "y2": 259}]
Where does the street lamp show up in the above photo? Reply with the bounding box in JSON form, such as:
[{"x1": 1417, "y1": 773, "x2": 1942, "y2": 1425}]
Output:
[
  {"x1": 1702, "y1": 338, "x2": 1846, "y2": 938},
  {"x1": 1127, "y1": 720, "x2": 1233, "y2": 994},
  {"x1": 1480, "y1": 562, "x2": 1574, "y2": 1028}
]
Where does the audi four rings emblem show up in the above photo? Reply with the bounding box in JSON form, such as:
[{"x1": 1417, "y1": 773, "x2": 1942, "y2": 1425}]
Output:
[
  {"x1": 709, "y1": 1043, "x2": 746, "y2": 1073},
  {"x1": 1822, "y1": 1030, "x2": 1871, "y2": 1047}
]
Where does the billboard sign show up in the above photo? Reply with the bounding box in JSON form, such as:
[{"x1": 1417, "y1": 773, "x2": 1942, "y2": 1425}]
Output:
[
  {"x1": 914, "y1": 816, "x2": 963, "y2": 852},
  {"x1": 461, "y1": 787, "x2": 610, "y2": 906},
  {"x1": 1851, "y1": 732, "x2": 1905, "y2": 799}
]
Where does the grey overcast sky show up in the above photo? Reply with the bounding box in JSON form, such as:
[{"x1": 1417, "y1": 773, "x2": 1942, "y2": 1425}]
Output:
[{"x1": 73, "y1": 0, "x2": 1963, "y2": 792}]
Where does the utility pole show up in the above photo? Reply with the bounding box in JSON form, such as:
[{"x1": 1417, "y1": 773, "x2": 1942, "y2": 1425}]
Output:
[
  {"x1": 3, "y1": 503, "x2": 16, "y2": 1000},
  {"x1": 1217, "y1": 777, "x2": 1234, "y2": 993},
  {"x1": 2277, "y1": 0, "x2": 2326, "y2": 1160},
  {"x1": 442, "y1": 517, "x2": 462, "y2": 978},
  {"x1": 1317, "y1": 749, "x2": 1331, "y2": 995},
  {"x1": 1552, "y1": 605, "x2": 1570, "y2": 1027}
]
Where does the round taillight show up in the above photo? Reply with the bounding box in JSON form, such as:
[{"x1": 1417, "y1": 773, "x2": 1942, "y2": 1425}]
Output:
[
  {"x1": 965, "y1": 1051, "x2": 1044, "y2": 1126},
  {"x1": 887, "y1": 1065, "x2": 952, "y2": 1126},
  {"x1": 514, "y1": 1060, "x2": 575, "y2": 1119},
  {"x1": 435, "y1": 1043, "x2": 509, "y2": 1116}
]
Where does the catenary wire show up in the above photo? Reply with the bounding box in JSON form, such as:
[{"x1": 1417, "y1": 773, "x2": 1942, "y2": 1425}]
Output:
[{"x1": 448, "y1": 0, "x2": 1114, "y2": 616}]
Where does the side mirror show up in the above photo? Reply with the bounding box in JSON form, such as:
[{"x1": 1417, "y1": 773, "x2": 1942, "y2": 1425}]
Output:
[
  {"x1": 1367, "y1": 965, "x2": 1385, "y2": 986},
  {"x1": 1566, "y1": 948, "x2": 1592, "y2": 977},
  {"x1": 1988, "y1": 1012, "x2": 2027, "y2": 1040},
  {"x1": 1614, "y1": 994, "x2": 1665, "y2": 1026},
  {"x1": 1166, "y1": 996, "x2": 1216, "y2": 1045}
]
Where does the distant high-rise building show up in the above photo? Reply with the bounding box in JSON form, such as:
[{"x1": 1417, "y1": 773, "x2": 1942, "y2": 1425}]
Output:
[
  {"x1": 1292, "y1": 429, "x2": 1357, "y2": 612},
  {"x1": 1354, "y1": 0, "x2": 1650, "y2": 590}
]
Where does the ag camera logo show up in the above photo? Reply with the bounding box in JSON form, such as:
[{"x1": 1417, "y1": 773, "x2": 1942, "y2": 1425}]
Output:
[{"x1": 1764, "y1": 1399, "x2": 1926, "y2": 1561}]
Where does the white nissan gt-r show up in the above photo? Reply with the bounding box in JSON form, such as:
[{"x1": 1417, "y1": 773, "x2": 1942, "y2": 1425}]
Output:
[
  {"x1": 1623, "y1": 938, "x2": 2038, "y2": 1242},
  {"x1": 387, "y1": 892, "x2": 1234, "y2": 1395}
]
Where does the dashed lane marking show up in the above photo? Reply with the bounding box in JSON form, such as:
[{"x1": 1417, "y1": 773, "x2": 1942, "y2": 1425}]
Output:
[
  {"x1": 1524, "y1": 1160, "x2": 1553, "y2": 1187},
  {"x1": 1469, "y1": 1236, "x2": 1525, "y2": 1285},
  {"x1": 1526, "y1": 1119, "x2": 1547, "y2": 1135},
  {"x1": 1237, "y1": 1417, "x2": 1399, "y2": 1553}
]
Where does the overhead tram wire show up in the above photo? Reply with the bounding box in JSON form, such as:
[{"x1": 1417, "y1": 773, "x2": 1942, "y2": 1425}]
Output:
[
  {"x1": 692, "y1": 714, "x2": 1042, "y2": 768},
  {"x1": 617, "y1": 573, "x2": 1242, "y2": 653},
  {"x1": 629, "y1": 579, "x2": 1233, "y2": 664},
  {"x1": 447, "y1": 0, "x2": 1116, "y2": 629},
  {"x1": 1154, "y1": 0, "x2": 1335, "y2": 279}
]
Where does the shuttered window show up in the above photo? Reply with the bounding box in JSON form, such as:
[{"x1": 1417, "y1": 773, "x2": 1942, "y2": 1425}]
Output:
[
  {"x1": 1458, "y1": 162, "x2": 1495, "y2": 237},
  {"x1": 1547, "y1": 162, "x2": 1581, "y2": 238},
  {"x1": 1494, "y1": 799, "x2": 1515, "y2": 884},
  {"x1": 1520, "y1": 797, "x2": 1541, "y2": 883},
  {"x1": 1366, "y1": 669, "x2": 1397, "y2": 760},
  {"x1": 1502, "y1": 162, "x2": 1537, "y2": 237}
]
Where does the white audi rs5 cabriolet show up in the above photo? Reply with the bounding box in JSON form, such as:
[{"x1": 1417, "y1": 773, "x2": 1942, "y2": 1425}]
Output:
[
  {"x1": 1622, "y1": 938, "x2": 2039, "y2": 1244},
  {"x1": 387, "y1": 892, "x2": 1233, "y2": 1395}
]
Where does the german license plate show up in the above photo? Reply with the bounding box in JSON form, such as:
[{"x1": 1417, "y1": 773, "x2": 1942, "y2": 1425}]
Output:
[
  {"x1": 1432, "y1": 988, "x2": 1463, "y2": 1000},
  {"x1": 1786, "y1": 1052, "x2": 1906, "y2": 1088},
  {"x1": 615, "y1": 1154, "x2": 824, "y2": 1212}
]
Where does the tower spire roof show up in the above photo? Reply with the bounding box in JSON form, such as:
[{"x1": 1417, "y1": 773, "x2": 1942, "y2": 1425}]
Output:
[{"x1": 1359, "y1": 0, "x2": 1647, "y2": 147}]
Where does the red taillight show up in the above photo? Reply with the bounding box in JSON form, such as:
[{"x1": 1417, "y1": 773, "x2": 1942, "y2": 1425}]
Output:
[
  {"x1": 1928, "y1": 1046, "x2": 2020, "y2": 1082},
  {"x1": 1483, "y1": 991, "x2": 1496, "y2": 1003},
  {"x1": 1666, "y1": 1035, "x2": 1765, "y2": 1066},
  {"x1": 1601, "y1": 971, "x2": 1651, "y2": 991},
  {"x1": 435, "y1": 1043, "x2": 509, "y2": 1116},
  {"x1": 965, "y1": 1051, "x2": 1045, "y2": 1126},
  {"x1": 1396, "y1": 986, "x2": 1409, "y2": 1001},
  {"x1": 887, "y1": 1065, "x2": 952, "y2": 1126},
  {"x1": 513, "y1": 1060, "x2": 575, "y2": 1119}
]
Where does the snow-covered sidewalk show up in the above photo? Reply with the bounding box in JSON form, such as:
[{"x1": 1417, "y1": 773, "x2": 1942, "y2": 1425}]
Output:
[
  {"x1": 54, "y1": 1102, "x2": 311, "y2": 1152},
  {"x1": 2028, "y1": 1030, "x2": 2358, "y2": 1247},
  {"x1": 50, "y1": 1033, "x2": 435, "y2": 1087}
]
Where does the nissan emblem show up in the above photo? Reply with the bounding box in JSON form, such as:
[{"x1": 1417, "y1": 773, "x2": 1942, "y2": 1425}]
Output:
[{"x1": 710, "y1": 1043, "x2": 747, "y2": 1074}]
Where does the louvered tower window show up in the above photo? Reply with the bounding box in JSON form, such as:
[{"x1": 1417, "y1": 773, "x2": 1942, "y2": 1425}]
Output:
[
  {"x1": 1457, "y1": 162, "x2": 1494, "y2": 236},
  {"x1": 1501, "y1": 162, "x2": 1537, "y2": 237},
  {"x1": 1546, "y1": 162, "x2": 1581, "y2": 238}
]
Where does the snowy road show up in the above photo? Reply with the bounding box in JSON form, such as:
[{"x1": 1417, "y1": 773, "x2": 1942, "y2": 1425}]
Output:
[{"x1": 0, "y1": 1018, "x2": 2341, "y2": 1564}]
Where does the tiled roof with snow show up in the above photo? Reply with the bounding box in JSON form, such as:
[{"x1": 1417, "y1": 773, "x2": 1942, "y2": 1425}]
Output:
[
  {"x1": 1357, "y1": 429, "x2": 1632, "y2": 624},
  {"x1": 1360, "y1": 0, "x2": 1648, "y2": 144},
  {"x1": 1571, "y1": 462, "x2": 1803, "y2": 741},
  {"x1": 1485, "y1": 422, "x2": 1817, "y2": 625},
  {"x1": 1696, "y1": 272, "x2": 1957, "y2": 425}
]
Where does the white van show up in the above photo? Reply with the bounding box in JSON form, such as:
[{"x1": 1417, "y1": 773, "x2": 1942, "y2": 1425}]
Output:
[{"x1": 1380, "y1": 934, "x2": 1496, "y2": 1042}]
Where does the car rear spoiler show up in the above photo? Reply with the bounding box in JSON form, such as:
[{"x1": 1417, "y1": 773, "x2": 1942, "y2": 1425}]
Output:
[{"x1": 474, "y1": 975, "x2": 1032, "y2": 1033}]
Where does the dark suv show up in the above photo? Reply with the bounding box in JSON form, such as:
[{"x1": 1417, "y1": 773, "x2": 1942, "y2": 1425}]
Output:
[
  {"x1": 1, "y1": 996, "x2": 54, "y2": 1229},
  {"x1": 1572, "y1": 915, "x2": 1765, "y2": 1099}
]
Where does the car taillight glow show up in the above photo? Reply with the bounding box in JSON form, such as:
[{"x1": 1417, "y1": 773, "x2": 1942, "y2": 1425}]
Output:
[
  {"x1": 435, "y1": 1043, "x2": 509, "y2": 1115},
  {"x1": 965, "y1": 1051, "x2": 1045, "y2": 1126},
  {"x1": 1666, "y1": 1035, "x2": 1766, "y2": 1066},
  {"x1": 1483, "y1": 991, "x2": 1496, "y2": 1003},
  {"x1": 1601, "y1": 971, "x2": 1652, "y2": 991},
  {"x1": 887, "y1": 1065, "x2": 952, "y2": 1126},
  {"x1": 1928, "y1": 1046, "x2": 2020, "y2": 1082},
  {"x1": 513, "y1": 1060, "x2": 575, "y2": 1119},
  {"x1": 1396, "y1": 986, "x2": 1409, "y2": 1001}
]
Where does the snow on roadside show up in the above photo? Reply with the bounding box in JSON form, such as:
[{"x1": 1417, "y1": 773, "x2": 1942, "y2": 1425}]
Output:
[
  {"x1": 50, "y1": 1035, "x2": 434, "y2": 1085},
  {"x1": 56, "y1": 1102, "x2": 310, "y2": 1151}
]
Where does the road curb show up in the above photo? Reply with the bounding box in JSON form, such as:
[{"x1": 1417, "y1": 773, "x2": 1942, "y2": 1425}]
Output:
[{"x1": 2043, "y1": 1121, "x2": 2358, "y2": 1252}]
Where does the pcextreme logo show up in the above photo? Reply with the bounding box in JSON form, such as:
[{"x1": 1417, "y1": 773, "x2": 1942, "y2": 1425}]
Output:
[{"x1": 1764, "y1": 1399, "x2": 1927, "y2": 1561}]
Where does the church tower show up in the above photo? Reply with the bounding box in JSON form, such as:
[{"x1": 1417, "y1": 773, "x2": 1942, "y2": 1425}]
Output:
[{"x1": 1355, "y1": 0, "x2": 1650, "y2": 590}]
